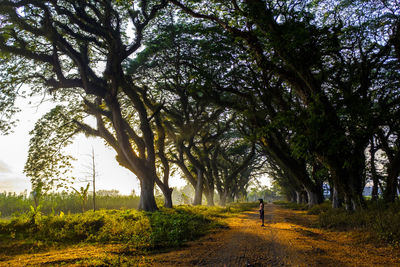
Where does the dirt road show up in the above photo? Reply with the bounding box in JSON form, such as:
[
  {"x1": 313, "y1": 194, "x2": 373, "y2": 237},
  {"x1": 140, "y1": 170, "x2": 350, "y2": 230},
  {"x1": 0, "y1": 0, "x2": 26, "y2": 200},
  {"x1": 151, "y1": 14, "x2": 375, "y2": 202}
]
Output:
[{"x1": 150, "y1": 204, "x2": 400, "y2": 266}]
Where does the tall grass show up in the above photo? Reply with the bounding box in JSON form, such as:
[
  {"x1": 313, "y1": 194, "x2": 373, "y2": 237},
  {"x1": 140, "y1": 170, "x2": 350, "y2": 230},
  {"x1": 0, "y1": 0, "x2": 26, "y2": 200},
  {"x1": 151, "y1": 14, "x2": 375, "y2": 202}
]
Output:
[
  {"x1": 0, "y1": 202, "x2": 258, "y2": 250},
  {"x1": 276, "y1": 200, "x2": 400, "y2": 247},
  {"x1": 0, "y1": 191, "x2": 140, "y2": 217},
  {"x1": 318, "y1": 201, "x2": 400, "y2": 247}
]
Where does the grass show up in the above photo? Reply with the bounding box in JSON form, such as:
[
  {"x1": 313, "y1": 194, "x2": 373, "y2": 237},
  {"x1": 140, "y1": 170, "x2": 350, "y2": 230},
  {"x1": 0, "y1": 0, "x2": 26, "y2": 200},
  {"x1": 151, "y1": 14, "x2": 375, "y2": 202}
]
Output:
[
  {"x1": 0, "y1": 191, "x2": 140, "y2": 217},
  {"x1": 273, "y1": 200, "x2": 308, "y2": 210},
  {"x1": 0, "y1": 202, "x2": 258, "y2": 254},
  {"x1": 275, "y1": 200, "x2": 400, "y2": 247}
]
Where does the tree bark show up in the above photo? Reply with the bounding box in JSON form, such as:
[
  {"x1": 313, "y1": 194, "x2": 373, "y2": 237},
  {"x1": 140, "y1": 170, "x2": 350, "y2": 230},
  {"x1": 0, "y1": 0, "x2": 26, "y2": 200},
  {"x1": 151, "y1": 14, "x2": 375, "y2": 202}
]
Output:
[
  {"x1": 193, "y1": 168, "x2": 204, "y2": 205},
  {"x1": 138, "y1": 177, "x2": 158, "y2": 211},
  {"x1": 296, "y1": 191, "x2": 302, "y2": 204},
  {"x1": 163, "y1": 188, "x2": 173, "y2": 208},
  {"x1": 205, "y1": 188, "x2": 215, "y2": 206},
  {"x1": 156, "y1": 184, "x2": 173, "y2": 208},
  {"x1": 219, "y1": 190, "x2": 227, "y2": 206},
  {"x1": 332, "y1": 184, "x2": 342, "y2": 208},
  {"x1": 370, "y1": 141, "x2": 379, "y2": 201},
  {"x1": 306, "y1": 188, "x2": 322, "y2": 207},
  {"x1": 384, "y1": 150, "x2": 400, "y2": 202}
]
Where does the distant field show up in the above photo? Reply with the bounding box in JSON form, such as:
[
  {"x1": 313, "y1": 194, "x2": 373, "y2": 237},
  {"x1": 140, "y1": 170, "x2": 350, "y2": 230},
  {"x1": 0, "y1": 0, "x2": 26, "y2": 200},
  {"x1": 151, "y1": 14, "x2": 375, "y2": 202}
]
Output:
[{"x1": 0, "y1": 192, "x2": 140, "y2": 217}]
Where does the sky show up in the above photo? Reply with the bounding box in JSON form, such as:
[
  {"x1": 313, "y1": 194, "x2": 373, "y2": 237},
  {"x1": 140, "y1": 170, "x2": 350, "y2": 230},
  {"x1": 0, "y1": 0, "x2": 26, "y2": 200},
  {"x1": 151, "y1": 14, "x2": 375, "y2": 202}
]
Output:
[{"x1": 0, "y1": 95, "x2": 186, "y2": 196}]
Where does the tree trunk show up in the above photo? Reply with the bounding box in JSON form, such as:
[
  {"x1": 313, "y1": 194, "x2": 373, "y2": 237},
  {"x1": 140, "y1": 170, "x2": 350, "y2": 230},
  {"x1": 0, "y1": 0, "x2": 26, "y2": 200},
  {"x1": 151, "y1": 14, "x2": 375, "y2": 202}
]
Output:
[
  {"x1": 370, "y1": 141, "x2": 379, "y2": 201},
  {"x1": 227, "y1": 194, "x2": 234, "y2": 204},
  {"x1": 397, "y1": 180, "x2": 400, "y2": 198},
  {"x1": 307, "y1": 162, "x2": 325, "y2": 207},
  {"x1": 344, "y1": 194, "x2": 352, "y2": 211},
  {"x1": 219, "y1": 191, "x2": 227, "y2": 206},
  {"x1": 193, "y1": 168, "x2": 204, "y2": 205},
  {"x1": 306, "y1": 188, "x2": 323, "y2": 207},
  {"x1": 163, "y1": 188, "x2": 173, "y2": 208},
  {"x1": 296, "y1": 191, "x2": 301, "y2": 204},
  {"x1": 301, "y1": 191, "x2": 308, "y2": 204},
  {"x1": 206, "y1": 189, "x2": 215, "y2": 206},
  {"x1": 138, "y1": 177, "x2": 158, "y2": 211},
  {"x1": 384, "y1": 152, "x2": 400, "y2": 202},
  {"x1": 371, "y1": 177, "x2": 379, "y2": 201},
  {"x1": 289, "y1": 191, "x2": 297, "y2": 203},
  {"x1": 332, "y1": 184, "x2": 342, "y2": 208},
  {"x1": 155, "y1": 180, "x2": 174, "y2": 208},
  {"x1": 329, "y1": 153, "x2": 365, "y2": 211},
  {"x1": 348, "y1": 165, "x2": 366, "y2": 211}
]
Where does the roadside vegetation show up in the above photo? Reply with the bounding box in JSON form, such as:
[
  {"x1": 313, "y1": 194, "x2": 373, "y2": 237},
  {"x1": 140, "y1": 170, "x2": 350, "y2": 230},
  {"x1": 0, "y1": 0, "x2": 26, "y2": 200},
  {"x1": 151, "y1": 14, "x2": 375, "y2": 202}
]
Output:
[
  {"x1": 275, "y1": 200, "x2": 400, "y2": 247},
  {"x1": 0, "y1": 202, "x2": 257, "y2": 256}
]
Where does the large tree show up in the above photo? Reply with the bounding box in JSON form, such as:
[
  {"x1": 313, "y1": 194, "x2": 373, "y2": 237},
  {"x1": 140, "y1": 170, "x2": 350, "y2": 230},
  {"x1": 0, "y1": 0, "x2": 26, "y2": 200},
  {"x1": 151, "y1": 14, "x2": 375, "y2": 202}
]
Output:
[
  {"x1": 170, "y1": 0, "x2": 400, "y2": 209},
  {"x1": 0, "y1": 0, "x2": 169, "y2": 211},
  {"x1": 129, "y1": 19, "x2": 260, "y2": 206},
  {"x1": 133, "y1": 19, "x2": 326, "y2": 207}
]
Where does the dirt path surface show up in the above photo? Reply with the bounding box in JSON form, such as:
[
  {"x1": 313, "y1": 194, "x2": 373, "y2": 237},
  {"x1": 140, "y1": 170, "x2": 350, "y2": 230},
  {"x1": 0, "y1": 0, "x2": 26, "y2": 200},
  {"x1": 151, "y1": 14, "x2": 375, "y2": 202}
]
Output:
[
  {"x1": 149, "y1": 204, "x2": 400, "y2": 267},
  {"x1": 2, "y1": 204, "x2": 400, "y2": 266}
]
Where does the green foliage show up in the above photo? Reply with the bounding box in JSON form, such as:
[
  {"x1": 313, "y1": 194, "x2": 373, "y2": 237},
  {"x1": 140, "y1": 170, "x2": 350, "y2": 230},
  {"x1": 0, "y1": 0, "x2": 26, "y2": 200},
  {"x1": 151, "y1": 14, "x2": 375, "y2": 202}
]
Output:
[
  {"x1": 248, "y1": 184, "x2": 283, "y2": 203},
  {"x1": 0, "y1": 191, "x2": 140, "y2": 217},
  {"x1": 0, "y1": 192, "x2": 31, "y2": 217},
  {"x1": 72, "y1": 183, "x2": 90, "y2": 212},
  {"x1": 318, "y1": 201, "x2": 400, "y2": 247},
  {"x1": 0, "y1": 203, "x2": 257, "y2": 250},
  {"x1": 24, "y1": 105, "x2": 83, "y2": 192},
  {"x1": 273, "y1": 201, "x2": 308, "y2": 210},
  {"x1": 0, "y1": 57, "x2": 25, "y2": 134},
  {"x1": 307, "y1": 201, "x2": 332, "y2": 215}
]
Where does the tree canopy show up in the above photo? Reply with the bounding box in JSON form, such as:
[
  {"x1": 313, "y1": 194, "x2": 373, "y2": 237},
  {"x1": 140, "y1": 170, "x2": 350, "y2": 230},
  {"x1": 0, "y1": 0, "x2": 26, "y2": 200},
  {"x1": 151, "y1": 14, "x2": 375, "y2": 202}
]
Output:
[{"x1": 1, "y1": 0, "x2": 400, "y2": 211}]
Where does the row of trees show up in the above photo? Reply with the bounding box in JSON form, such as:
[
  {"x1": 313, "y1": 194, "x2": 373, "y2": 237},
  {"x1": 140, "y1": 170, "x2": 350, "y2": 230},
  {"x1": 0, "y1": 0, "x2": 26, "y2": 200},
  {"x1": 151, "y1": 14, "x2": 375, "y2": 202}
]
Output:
[
  {"x1": 161, "y1": 0, "x2": 400, "y2": 210},
  {"x1": 1, "y1": 0, "x2": 399, "y2": 211}
]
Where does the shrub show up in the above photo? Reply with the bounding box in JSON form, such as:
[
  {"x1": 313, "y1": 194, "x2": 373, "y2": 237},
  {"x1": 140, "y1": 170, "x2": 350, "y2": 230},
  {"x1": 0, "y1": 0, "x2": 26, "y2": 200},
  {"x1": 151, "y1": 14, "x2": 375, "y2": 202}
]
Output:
[
  {"x1": 307, "y1": 201, "x2": 332, "y2": 215},
  {"x1": 273, "y1": 201, "x2": 308, "y2": 210},
  {"x1": 0, "y1": 203, "x2": 256, "y2": 250},
  {"x1": 318, "y1": 200, "x2": 400, "y2": 247}
]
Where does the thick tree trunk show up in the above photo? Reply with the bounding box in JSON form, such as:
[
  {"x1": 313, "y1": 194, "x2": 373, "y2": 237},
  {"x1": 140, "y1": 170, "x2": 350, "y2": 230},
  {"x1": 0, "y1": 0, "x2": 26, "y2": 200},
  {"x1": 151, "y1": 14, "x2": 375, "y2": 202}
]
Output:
[
  {"x1": 328, "y1": 152, "x2": 365, "y2": 211},
  {"x1": 384, "y1": 153, "x2": 400, "y2": 202},
  {"x1": 344, "y1": 194, "x2": 353, "y2": 211},
  {"x1": 306, "y1": 188, "x2": 323, "y2": 207},
  {"x1": 296, "y1": 191, "x2": 302, "y2": 204},
  {"x1": 307, "y1": 162, "x2": 325, "y2": 207},
  {"x1": 332, "y1": 184, "x2": 342, "y2": 208},
  {"x1": 371, "y1": 177, "x2": 379, "y2": 201},
  {"x1": 398, "y1": 181, "x2": 400, "y2": 198},
  {"x1": 289, "y1": 191, "x2": 297, "y2": 203},
  {"x1": 384, "y1": 169, "x2": 400, "y2": 203},
  {"x1": 138, "y1": 177, "x2": 158, "y2": 211},
  {"x1": 301, "y1": 191, "x2": 308, "y2": 204},
  {"x1": 204, "y1": 175, "x2": 215, "y2": 206},
  {"x1": 348, "y1": 165, "x2": 366, "y2": 211},
  {"x1": 227, "y1": 194, "x2": 234, "y2": 203},
  {"x1": 156, "y1": 181, "x2": 173, "y2": 208},
  {"x1": 206, "y1": 189, "x2": 215, "y2": 206},
  {"x1": 193, "y1": 168, "x2": 204, "y2": 205},
  {"x1": 163, "y1": 188, "x2": 173, "y2": 208},
  {"x1": 219, "y1": 191, "x2": 227, "y2": 206}
]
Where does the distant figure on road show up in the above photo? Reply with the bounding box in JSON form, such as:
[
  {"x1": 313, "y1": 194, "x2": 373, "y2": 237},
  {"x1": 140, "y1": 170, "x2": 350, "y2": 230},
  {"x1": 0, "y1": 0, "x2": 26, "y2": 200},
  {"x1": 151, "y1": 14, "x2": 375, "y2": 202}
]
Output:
[{"x1": 259, "y1": 199, "x2": 265, "y2": 226}]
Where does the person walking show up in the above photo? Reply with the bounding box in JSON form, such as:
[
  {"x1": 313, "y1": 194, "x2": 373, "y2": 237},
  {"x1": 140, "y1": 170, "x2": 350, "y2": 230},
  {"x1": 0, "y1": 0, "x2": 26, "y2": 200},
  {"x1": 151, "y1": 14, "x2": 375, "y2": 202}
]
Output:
[{"x1": 259, "y1": 199, "x2": 265, "y2": 226}]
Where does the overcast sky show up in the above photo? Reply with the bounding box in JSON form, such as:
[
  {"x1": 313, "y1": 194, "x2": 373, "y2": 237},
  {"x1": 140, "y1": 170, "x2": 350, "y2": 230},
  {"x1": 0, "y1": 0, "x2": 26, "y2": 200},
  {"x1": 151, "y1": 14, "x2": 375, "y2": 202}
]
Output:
[{"x1": 0, "y1": 95, "x2": 185, "y2": 195}]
